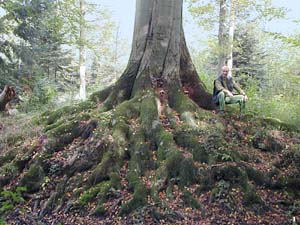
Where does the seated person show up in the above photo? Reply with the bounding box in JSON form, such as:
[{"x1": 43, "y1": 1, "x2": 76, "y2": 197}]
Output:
[{"x1": 213, "y1": 66, "x2": 248, "y2": 114}]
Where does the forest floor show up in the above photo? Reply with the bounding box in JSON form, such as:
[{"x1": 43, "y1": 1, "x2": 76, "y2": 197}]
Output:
[{"x1": 1, "y1": 107, "x2": 300, "y2": 225}]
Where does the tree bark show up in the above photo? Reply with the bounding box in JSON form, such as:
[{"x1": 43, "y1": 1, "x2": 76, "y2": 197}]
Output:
[
  {"x1": 217, "y1": 0, "x2": 227, "y2": 75},
  {"x1": 227, "y1": 0, "x2": 236, "y2": 77},
  {"x1": 79, "y1": 0, "x2": 87, "y2": 100},
  {"x1": 0, "y1": 86, "x2": 16, "y2": 111},
  {"x1": 102, "y1": 0, "x2": 214, "y2": 110}
]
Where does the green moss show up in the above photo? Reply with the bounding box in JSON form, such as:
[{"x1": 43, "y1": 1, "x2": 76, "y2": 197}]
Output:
[
  {"x1": 152, "y1": 164, "x2": 168, "y2": 197},
  {"x1": 282, "y1": 148, "x2": 300, "y2": 167},
  {"x1": 88, "y1": 152, "x2": 114, "y2": 186},
  {"x1": 0, "y1": 162, "x2": 18, "y2": 177},
  {"x1": 243, "y1": 186, "x2": 263, "y2": 207},
  {"x1": 41, "y1": 101, "x2": 94, "y2": 126},
  {"x1": 139, "y1": 94, "x2": 160, "y2": 139},
  {"x1": 112, "y1": 119, "x2": 129, "y2": 160},
  {"x1": 79, "y1": 181, "x2": 112, "y2": 206},
  {"x1": 130, "y1": 133, "x2": 152, "y2": 174},
  {"x1": 209, "y1": 180, "x2": 239, "y2": 214},
  {"x1": 156, "y1": 130, "x2": 175, "y2": 161},
  {"x1": 252, "y1": 130, "x2": 283, "y2": 152},
  {"x1": 166, "y1": 185, "x2": 174, "y2": 199},
  {"x1": 261, "y1": 117, "x2": 299, "y2": 131},
  {"x1": 20, "y1": 164, "x2": 45, "y2": 193},
  {"x1": 127, "y1": 167, "x2": 140, "y2": 191},
  {"x1": 120, "y1": 183, "x2": 147, "y2": 215},
  {"x1": 113, "y1": 97, "x2": 140, "y2": 119},
  {"x1": 5, "y1": 135, "x2": 25, "y2": 146},
  {"x1": 89, "y1": 86, "x2": 113, "y2": 103},
  {"x1": 174, "y1": 129, "x2": 200, "y2": 149},
  {"x1": 154, "y1": 150, "x2": 198, "y2": 190},
  {"x1": 179, "y1": 158, "x2": 198, "y2": 186},
  {"x1": 93, "y1": 203, "x2": 106, "y2": 216},
  {"x1": 45, "y1": 113, "x2": 90, "y2": 137},
  {"x1": 169, "y1": 90, "x2": 198, "y2": 114},
  {"x1": 210, "y1": 180, "x2": 230, "y2": 202},
  {"x1": 277, "y1": 177, "x2": 300, "y2": 190},
  {"x1": 191, "y1": 145, "x2": 209, "y2": 163},
  {"x1": 174, "y1": 126, "x2": 208, "y2": 162},
  {"x1": 165, "y1": 151, "x2": 182, "y2": 178},
  {"x1": 182, "y1": 190, "x2": 202, "y2": 209},
  {"x1": 0, "y1": 151, "x2": 17, "y2": 167},
  {"x1": 109, "y1": 172, "x2": 121, "y2": 189},
  {"x1": 44, "y1": 120, "x2": 65, "y2": 133},
  {"x1": 211, "y1": 165, "x2": 248, "y2": 189},
  {"x1": 245, "y1": 166, "x2": 267, "y2": 186}
]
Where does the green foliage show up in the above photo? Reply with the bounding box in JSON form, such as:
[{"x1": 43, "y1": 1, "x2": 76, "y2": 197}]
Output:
[
  {"x1": 182, "y1": 190, "x2": 202, "y2": 209},
  {"x1": 0, "y1": 218, "x2": 6, "y2": 225},
  {"x1": 18, "y1": 77, "x2": 59, "y2": 112},
  {"x1": 0, "y1": 187, "x2": 27, "y2": 215},
  {"x1": 0, "y1": 0, "x2": 128, "y2": 109},
  {"x1": 233, "y1": 24, "x2": 267, "y2": 84}
]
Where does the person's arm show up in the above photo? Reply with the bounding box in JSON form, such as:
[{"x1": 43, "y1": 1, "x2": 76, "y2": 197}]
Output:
[
  {"x1": 233, "y1": 81, "x2": 248, "y2": 100},
  {"x1": 215, "y1": 80, "x2": 233, "y2": 96},
  {"x1": 233, "y1": 81, "x2": 245, "y2": 95}
]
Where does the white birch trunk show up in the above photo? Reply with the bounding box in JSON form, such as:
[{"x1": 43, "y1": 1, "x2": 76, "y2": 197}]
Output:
[
  {"x1": 227, "y1": 0, "x2": 236, "y2": 78},
  {"x1": 217, "y1": 0, "x2": 227, "y2": 75},
  {"x1": 79, "y1": 0, "x2": 86, "y2": 100}
]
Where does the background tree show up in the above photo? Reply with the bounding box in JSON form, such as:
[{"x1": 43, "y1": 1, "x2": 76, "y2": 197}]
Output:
[
  {"x1": 218, "y1": 0, "x2": 227, "y2": 74},
  {"x1": 188, "y1": 0, "x2": 286, "y2": 74},
  {"x1": 79, "y1": 0, "x2": 87, "y2": 100}
]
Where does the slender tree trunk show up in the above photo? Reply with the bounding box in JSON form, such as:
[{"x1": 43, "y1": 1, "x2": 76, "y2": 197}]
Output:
[
  {"x1": 227, "y1": 0, "x2": 236, "y2": 77},
  {"x1": 79, "y1": 0, "x2": 86, "y2": 100},
  {"x1": 217, "y1": 0, "x2": 227, "y2": 75},
  {"x1": 102, "y1": 0, "x2": 214, "y2": 110}
]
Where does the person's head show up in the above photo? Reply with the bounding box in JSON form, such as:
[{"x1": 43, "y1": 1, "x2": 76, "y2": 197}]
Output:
[{"x1": 221, "y1": 66, "x2": 229, "y2": 78}]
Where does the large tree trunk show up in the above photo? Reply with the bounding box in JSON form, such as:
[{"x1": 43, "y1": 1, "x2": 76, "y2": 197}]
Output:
[{"x1": 101, "y1": 0, "x2": 214, "y2": 110}]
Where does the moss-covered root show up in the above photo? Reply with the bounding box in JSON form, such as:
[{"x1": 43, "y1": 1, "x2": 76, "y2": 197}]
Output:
[
  {"x1": 120, "y1": 182, "x2": 148, "y2": 215},
  {"x1": 139, "y1": 93, "x2": 160, "y2": 139},
  {"x1": 78, "y1": 180, "x2": 113, "y2": 215},
  {"x1": 169, "y1": 90, "x2": 207, "y2": 127},
  {"x1": 20, "y1": 163, "x2": 45, "y2": 193},
  {"x1": 40, "y1": 101, "x2": 95, "y2": 126},
  {"x1": 87, "y1": 151, "x2": 115, "y2": 186},
  {"x1": 119, "y1": 129, "x2": 153, "y2": 215},
  {"x1": 39, "y1": 177, "x2": 68, "y2": 217},
  {"x1": 89, "y1": 86, "x2": 113, "y2": 103},
  {"x1": 152, "y1": 149, "x2": 198, "y2": 203},
  {"x1": 111, "y1": 98, "x2": 140, "y2": 160}
]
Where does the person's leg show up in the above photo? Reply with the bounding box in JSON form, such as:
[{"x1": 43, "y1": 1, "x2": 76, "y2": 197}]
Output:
[
  {"x1": 217, "y1": 91, "x2": 225, "y2": 112},
  {"x1": 225, "y1": 95, "x2": 246, "y2": 113}
]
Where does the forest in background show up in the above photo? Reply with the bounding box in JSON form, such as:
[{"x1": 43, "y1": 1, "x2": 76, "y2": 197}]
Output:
[
  {"x1": 1, "y1": 0, "x2": 300, "y2": 224},
  {"x1": 0, "y1": 0, "x2": 299, "y2": 124}
]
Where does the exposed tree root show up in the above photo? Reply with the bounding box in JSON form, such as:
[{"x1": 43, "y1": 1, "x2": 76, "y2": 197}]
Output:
[{"x1": 1, "y1": 86, "x2": 300, "y2": 224}]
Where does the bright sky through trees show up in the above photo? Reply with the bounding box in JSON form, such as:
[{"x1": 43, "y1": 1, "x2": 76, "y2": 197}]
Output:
[
  {"x1": 1, "y1": 0, "x2": 298, "y2": 45},
  {"x1": 97, "y1": 0, "x2": 300, "y2": 44}
]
